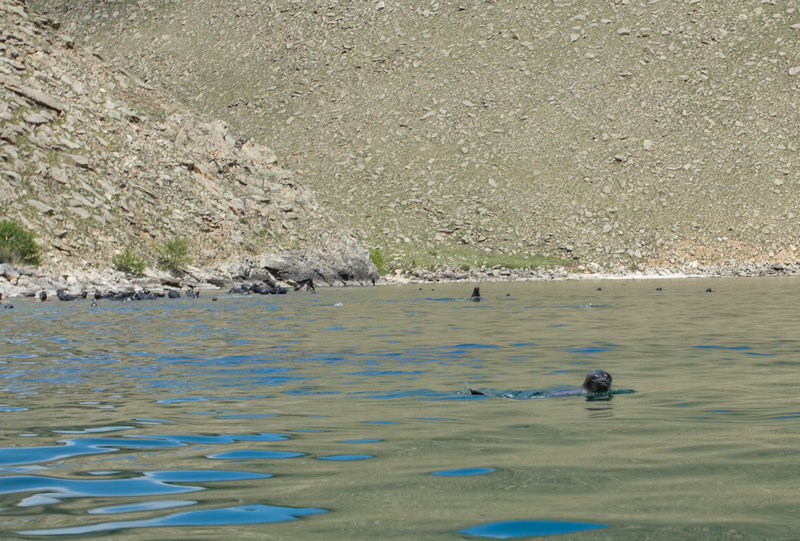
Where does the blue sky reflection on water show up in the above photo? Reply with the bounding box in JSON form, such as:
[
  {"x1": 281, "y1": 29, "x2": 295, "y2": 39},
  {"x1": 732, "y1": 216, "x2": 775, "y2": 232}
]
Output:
[{"x1": 1, "y1": 279, "x2": 799, "y2": 538}]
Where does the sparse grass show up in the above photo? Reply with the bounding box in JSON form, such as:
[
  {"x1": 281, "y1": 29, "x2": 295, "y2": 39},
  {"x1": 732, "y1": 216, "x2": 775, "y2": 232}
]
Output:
[
  {"x1": 156, "y1": 236, "x2": 191, "y2": 275},
  {"x1": 388, "y1": 244, "x2": 569, "y2": 273},
  {"x1": 112, "y1": 248, "x2": 146, "y2": 276},
  {"x1": 0, "y1": 220, "x2": 41, "y2": 266},
  {"x1": 252, "y1": 228, "x2": 272, "y2": 240},
  {"x1": 368, "y1": 247, "x2": 387, "y2": 275}
]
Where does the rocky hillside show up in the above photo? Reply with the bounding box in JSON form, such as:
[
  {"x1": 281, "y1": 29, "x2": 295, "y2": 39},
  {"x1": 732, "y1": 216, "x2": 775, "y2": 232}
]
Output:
[
  {"x1": 31, "y1": 0, "x2": 800, "y2": 274},
  {"x1": 0, "y1": 0, "x2": 376, "y2": 286}
]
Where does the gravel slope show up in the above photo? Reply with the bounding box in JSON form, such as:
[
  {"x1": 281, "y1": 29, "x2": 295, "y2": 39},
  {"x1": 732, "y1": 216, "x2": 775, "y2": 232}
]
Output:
[{"x1": 31, "y1": 1, "x2": 800, "y2": 274}]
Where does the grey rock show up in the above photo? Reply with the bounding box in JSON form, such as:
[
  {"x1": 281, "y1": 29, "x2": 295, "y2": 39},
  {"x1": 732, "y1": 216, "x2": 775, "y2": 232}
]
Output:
[
  {"x1": 0, "y1": 75, "x2": 69, "y2": 112},
  {"x1": 27, "y1": 199, "x2": 55, "y2": 214},
  {"x1": 260, "y1": 232, "x2": 378, "y2": 285},
  {"x1": 49, "y1": 167, "x2": 69, "y2": 184},
  {"x1": 67, "y1": 206, "x2": 90, "y2": 219},
  {"x1": 24, "y1": 112, "x2": 52, "y2": 124},
  {"x1": 63, "y1": 154, "x2": 90, "y2": 169},
  {"x1": 247, "y1": 267, "x2": 278, "y2": 283},
  {"x1": 0, "y1": 263, "x2": 20, "y2": 281},
  {"x1": 205, "y1": 275, "x2": 238, "y2": 289}
]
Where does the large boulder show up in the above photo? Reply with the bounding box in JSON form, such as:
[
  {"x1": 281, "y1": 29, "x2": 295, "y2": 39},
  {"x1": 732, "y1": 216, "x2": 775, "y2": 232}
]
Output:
[{"x1": 259, "y1": 231, "x2": 378, "y2": 285}]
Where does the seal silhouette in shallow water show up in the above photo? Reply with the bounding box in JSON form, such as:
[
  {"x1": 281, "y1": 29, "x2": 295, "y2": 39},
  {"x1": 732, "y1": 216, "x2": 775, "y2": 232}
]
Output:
[{"x1": 469, "y1": 369, "x2": 612, "y2": 397}]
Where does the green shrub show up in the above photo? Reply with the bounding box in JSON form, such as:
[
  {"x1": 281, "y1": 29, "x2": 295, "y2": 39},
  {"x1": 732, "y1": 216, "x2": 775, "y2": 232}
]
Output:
[
  {"x1": 0, "y1": 220, "x2": 40, "y2": 266},
  {"x1": 369, "y1": 247, "x2": 386, "y2": 275},
  {"x1": 156, "y1": 236, "x2": 191, "y2": 275},
  {"x1": 112, "y1": 248, "x2": 146, "y2": 277}
]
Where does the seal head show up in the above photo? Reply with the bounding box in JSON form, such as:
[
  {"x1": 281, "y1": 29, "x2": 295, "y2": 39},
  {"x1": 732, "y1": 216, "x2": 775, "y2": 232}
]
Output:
[{"x1": 582, "y1": 369, "x2": 612, "y2": 393}]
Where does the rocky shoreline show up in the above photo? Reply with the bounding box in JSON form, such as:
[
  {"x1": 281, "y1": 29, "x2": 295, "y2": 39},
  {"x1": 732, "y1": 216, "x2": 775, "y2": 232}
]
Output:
[
  {"x1": 0, "y1": 256, "x2": 373, "y2": 301},
  {"x1": 384, "y1": 259, "x2": 800, "y2": 285},
  {"x1": 3, "y1": 258, "x2": 799, "y2": 302}
]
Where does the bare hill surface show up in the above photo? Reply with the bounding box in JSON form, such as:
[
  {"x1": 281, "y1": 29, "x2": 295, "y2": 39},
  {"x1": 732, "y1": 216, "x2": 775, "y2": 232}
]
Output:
[{"x1": 24, "y1": 1, "x2": 800, "y2": 273}]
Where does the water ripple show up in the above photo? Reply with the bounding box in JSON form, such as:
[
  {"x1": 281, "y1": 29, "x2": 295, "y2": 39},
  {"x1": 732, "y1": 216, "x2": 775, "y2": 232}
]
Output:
[
  {"x1": 459, "y1": 520, "x2": 609, "y2": 538},
  {"x1": 432, "y1": 468, "x2": 494, "y2": 477},
  {"x1": 0, "y1": 469, "x2": 268, "y2": 505},
  {"x1": 18, "y1": 503, "x2": 328, "y2": 536}
]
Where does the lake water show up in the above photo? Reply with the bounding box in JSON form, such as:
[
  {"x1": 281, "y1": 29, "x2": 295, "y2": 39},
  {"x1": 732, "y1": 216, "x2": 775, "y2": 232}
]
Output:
[{"x1": 0, "y1": 278, "x2": 798, "y2": 540}]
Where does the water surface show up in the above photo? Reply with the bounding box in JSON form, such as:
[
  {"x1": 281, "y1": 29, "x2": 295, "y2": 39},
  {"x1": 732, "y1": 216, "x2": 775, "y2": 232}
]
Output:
[{"x1": 0, "y1": 278, "x2": 798, "y2": 539}]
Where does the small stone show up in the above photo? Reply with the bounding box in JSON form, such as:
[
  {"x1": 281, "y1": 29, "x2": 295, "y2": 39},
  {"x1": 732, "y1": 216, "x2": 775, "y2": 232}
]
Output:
[
  {"x1": 24, "y1": 112, "x2": 51, "y2": 125},
  {"x1": 69, "y1": 191, "x2": 93, "y2": 207},
  {"x1": 239, "y1": 139, "x2": 278, "y2": 167},
  {"x1": 68, "y1": 206, "x2": 90, "y2": 219},
  {"x1": 789, "y1": 67, "x2": 800, "y2": 76},
  {"x1": 617, "y1": 28, "x2": 631, "y2": 36},
  {"x1": 52, "y1": 240, "x2": 73, "y2": 255},
  {"x1": 3, "y1": 81, "x2": 68, "y2": 112},
  {"x1": 63, "y1": 154, "x2": 90, "y2": 169},
  {"x1": 28, "y1": 199, "x2": 55, "y2": 215},
  {"x1": 642, "y1": 139, "x2": 653, "y2": 151},
  {"x1": 47, "y1": 167, "x2": 69, "y2": 184},
  {"x1": 59, "y1": 136, "x2": 82, "y2": 150}
]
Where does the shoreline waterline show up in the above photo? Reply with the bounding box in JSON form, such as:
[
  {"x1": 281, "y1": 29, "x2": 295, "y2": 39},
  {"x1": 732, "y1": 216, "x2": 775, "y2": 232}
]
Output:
[{"x1": 2, "y1": 258, "x2": 799, "y2": 300}]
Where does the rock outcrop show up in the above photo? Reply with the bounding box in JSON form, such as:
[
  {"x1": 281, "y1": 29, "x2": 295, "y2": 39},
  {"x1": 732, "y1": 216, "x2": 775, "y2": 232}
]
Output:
[
  {"x1": 0, "y1": 0, "x2": 376, "y2": 288},
  {"x1": 260, "y1": 231, "x2": 378, "y2": 285}
]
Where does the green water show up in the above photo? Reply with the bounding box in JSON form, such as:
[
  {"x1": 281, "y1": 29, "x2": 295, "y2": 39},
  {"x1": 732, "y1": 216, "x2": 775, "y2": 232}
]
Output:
[{"x1": 0, "y1": 278, "x2": 798, "y2": 539}]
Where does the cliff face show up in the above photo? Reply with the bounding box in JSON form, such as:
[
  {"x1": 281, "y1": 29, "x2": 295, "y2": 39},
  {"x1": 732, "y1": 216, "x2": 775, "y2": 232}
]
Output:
[
  {"x1": 1, "y1": 0, "x2": 376, "y2": 284},
  {"x1": 33, "y1": 0, "x2": 800, "y2": 273}
]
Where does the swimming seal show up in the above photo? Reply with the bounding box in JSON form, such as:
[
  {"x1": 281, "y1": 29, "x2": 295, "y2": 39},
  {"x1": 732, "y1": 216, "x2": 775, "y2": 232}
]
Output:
[
  {"x1": 469, "y1": 369, "x2": 612, "y2": 397},
  {"x1": 470, "y1": 287, "x2": 481, "y2": 302}
]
